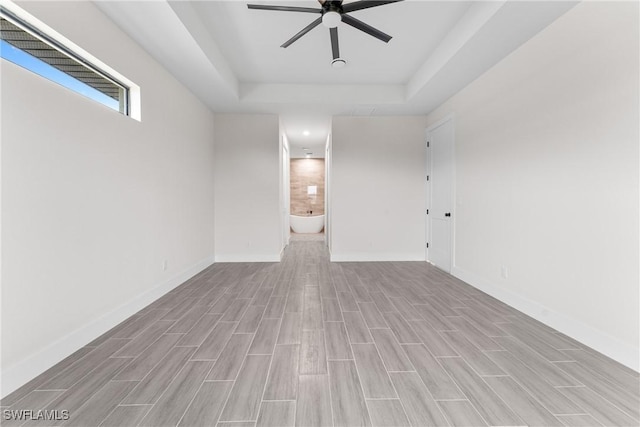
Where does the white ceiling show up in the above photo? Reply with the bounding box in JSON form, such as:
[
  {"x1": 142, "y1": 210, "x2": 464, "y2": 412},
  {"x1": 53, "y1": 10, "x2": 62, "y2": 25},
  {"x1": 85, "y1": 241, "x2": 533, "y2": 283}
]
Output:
[
  {"x1": 194, "y1": 1, "x2": 472, "y2": 85},
  {"x1": 95, "y1": 0, "x2": 577, "y2": 155}
]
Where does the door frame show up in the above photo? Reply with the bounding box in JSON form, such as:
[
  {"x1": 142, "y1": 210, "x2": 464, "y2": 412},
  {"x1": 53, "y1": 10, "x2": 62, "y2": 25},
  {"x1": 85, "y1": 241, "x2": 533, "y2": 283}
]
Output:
[
  {"x1": 426, "y1": 114, "x2": 456, "y2": 271},
  {"x1": 281, "y1": 136, "x2": 290, "y2": 248}
]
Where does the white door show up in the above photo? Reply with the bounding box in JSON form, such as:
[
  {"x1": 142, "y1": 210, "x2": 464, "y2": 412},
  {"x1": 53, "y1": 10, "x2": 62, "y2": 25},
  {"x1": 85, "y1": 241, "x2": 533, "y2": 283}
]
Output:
[{"x1": 427, "y1": 117, "x2": 454, "y2": 272}]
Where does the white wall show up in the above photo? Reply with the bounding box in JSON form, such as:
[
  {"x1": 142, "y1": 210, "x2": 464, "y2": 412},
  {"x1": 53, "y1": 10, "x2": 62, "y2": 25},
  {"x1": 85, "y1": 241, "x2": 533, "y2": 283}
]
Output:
[
  {"x1": 331, "y1": 116, "x2": 428, "y2": 261},
  {"x1": 213, "y1": 114, "x2": 281, "y2": 262},
  {"x1": 1, "y1": 2, "x2": 216, "y2": 396},
  {"x1": 426, "y1": 1, "x2": 639, "y2": 369}
]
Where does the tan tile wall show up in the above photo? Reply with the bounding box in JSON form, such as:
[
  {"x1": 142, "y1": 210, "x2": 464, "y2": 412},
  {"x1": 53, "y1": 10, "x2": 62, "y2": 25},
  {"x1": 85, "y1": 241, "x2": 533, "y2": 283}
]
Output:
[{"x1": 290, "y1": 159, "x2": 325, "y2": 216}]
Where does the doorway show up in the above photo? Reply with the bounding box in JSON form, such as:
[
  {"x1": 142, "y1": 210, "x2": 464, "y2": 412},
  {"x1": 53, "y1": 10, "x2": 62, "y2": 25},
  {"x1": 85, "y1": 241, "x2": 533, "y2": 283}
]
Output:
[{"x1": 426, "y1": 116, "x2": 455, "y2": 272}]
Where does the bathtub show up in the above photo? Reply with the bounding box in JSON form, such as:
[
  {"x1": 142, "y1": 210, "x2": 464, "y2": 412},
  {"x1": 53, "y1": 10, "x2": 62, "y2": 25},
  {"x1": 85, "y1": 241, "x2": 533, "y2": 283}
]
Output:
[{"x1": 290, "y1": 214, "x2": 325, "y2": 234}]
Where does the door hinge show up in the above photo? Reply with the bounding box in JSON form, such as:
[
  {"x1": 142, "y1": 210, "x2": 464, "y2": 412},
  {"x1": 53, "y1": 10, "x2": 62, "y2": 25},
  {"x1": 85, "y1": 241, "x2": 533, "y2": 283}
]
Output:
[{"x1": 426, "y1": 242, "x2": 429, "y2": 248}]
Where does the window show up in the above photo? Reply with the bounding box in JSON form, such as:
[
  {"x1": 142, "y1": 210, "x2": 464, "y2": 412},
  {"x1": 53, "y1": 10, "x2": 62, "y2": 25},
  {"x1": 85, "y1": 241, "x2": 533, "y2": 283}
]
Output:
[{"x1": 0, "y1": 5, "x2": 136, "y2": 117}]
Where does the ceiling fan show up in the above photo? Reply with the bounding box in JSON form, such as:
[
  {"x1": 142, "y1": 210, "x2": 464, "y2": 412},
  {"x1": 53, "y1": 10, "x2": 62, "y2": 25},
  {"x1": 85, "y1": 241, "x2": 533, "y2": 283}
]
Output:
[{"x1": 247, "y1": 0, "x2": 403, "y2": 67}]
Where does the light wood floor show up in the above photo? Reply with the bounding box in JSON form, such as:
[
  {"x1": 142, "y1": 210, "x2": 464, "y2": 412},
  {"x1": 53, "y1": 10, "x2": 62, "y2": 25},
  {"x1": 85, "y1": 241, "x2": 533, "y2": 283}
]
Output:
[{"x1": 2, "y1": 236, "x2": 639, "y2": 426}]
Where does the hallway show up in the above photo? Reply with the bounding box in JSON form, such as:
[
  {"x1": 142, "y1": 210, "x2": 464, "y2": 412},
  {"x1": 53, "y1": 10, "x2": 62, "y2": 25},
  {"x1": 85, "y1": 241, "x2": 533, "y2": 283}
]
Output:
[{"x1": 2, "y1": 237, "x2": 638, "y2": 426}]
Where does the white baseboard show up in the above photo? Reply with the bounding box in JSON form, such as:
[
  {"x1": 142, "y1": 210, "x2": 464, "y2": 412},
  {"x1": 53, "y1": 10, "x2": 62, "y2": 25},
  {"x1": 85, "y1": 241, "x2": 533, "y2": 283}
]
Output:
[
  {"x1": 452, "y1": 266, "x2": 639, "y2": 372},
  {"x1": 1, "y1": 255, "x2": 215, "y2": 399},
  {"x1": 330, "y1": 252, "x2": 426, "y2": 262},
  {"x1": 214, "y1": 254, "x2": 281, "y2": 263}
]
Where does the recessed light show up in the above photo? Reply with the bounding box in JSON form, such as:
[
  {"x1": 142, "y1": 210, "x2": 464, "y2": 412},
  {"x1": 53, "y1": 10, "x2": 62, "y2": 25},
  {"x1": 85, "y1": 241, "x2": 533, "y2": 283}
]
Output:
[{"x1": 303, "y1": 130, "x2": 310, "y2": 136}]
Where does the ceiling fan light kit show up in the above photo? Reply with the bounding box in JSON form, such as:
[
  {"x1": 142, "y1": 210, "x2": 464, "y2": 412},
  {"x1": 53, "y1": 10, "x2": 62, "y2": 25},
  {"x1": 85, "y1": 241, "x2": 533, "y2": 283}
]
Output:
[
  {"x1": 331, "y1": 58, "x2": 347, "y2": 68},
  {"x1": 247, "y1": 0, "x2": 402, "y2": 66},
  {"x1": 322, "y1": 10, "x2": 342, "y2": 28}
]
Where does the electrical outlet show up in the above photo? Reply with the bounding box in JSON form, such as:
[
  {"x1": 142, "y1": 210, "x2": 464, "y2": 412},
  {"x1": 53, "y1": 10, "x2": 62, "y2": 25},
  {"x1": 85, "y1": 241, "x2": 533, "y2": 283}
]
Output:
[{"x1": 501, "y1": 266, "x2": 508, "y2": 279}]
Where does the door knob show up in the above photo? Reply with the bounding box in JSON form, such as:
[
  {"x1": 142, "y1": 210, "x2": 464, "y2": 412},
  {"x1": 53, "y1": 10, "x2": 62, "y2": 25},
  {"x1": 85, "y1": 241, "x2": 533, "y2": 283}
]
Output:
[{"x1": 445, "y1": 212, "x2": 451, "y2": 217}]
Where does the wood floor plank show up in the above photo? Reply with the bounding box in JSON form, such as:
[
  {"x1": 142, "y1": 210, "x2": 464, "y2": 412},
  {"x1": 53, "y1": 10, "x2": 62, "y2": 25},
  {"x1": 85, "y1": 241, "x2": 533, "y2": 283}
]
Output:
[
  {"x1": 256, "y1": 401, "x2": 295, "y2": 427},
  {"x1": 277, "y1": 312, "x2": 302, "y2": 345},
  {"x1": 446, "y1": 315, "x2": 503, "y2": 351},
  {"x1": 300, "y1": 330, "x2": 327, "y2": 374},
  {"x1": 337, "y1": 290, "x2": 359, "y2": 312},
  {"x1": 492, "y1": 336, "x2": 581, "y2": 387},
  {"x1": 284, "y1": 290, "x2": 303, "y2": 313},
  {"x1": 485, "y1": 350, "x2": 585, "y2": 415},
  {"x1": 303, "y1": 287, "x2": 323, "y2": 330},
  {"x1": 177, "y1": 314, "x2": 222, "y2": 346},
  {"x1": 109, "y1": 309, "x2": 170, "y2": 339},
  {"x1": 221, "y1": 298, "x2": 252, "y2": 322},
  {"x1": 483, "y1": 375, "x2": 563, "y2": 426},
  {"x1": 207, "y1": 334, "x2": 254, "y2": 380},
  {"x1": 65, "y1": 381, "x2": 138, "y2": 427},
  {"x1": 167, "y1": 305, "x2": 210, "y2": 333},
  {"x1": 296, "y1": 375, "x2": 333, "y2": 427},
  {"x1": 236, "y1": 305, "x2": 266, "y2": 334},
  {"x1": 324, "y1": 321, "x2": 353, "y2": 360},
  {"x1": 366, "y1": 399, "x2": 411, "y2": 427},
  {"x1": 263, "y1": 344, "x2": 299, "y2": 400},
  {"x1": 322, "y1": 298, "x2": 343, "y2": 322},
  {"x1": 192, "y1": 321, "x2": 237, "y2": 360},
  {"x1": 402, "y1": 344, "x2": 464, "y2": 400},
  {"x1": 358, "y1": 302, "x2": 388, "y2": 329},
  {"x1": 369, "y1": 292, "x2": 396, "y2": 312},
  {"x1": 123, "y1": 346, "x2": 196, "y2": 404},
  {"x1": 39, "y1": 339, "x2": 129, "y2": 390},
  {"x1": 415, "y1": 304, "x2": 456, "y2": 331},
  {"x1": 553, "y1": 361, "x2": 640, "y2": 421},
  {"x1": 209, "y1": 294, "x2": 236, "y2": 314},
  {"x1": 238, "y1": 282, "x2": 261, "y2": 299},
  {"x1": 328, "y1": 360, "x2": 371, "y2": 427},
  {"x1": 139, "y1": 360, "x2": 213, "y2": 427},
  {"x1": 561, "y1": 349, "x2": 640, "y2": 396},
  {"x1": 407, "y1": 320, "x2": 458, "y2": 357},
  {"x1": 0, "y1": 347, "x2": 92, "y2": 407},
  {"x1": 556, "y1": 414, "x2": 604, "y2": 427},
  {"x1": 219, "y1": 355, "x2": 272, "y2": 422},
  {"x1": 217, "y1": 422, "x2": 255, "y2": 427},
  {"x1": 343, "y1": 311, "x2": 373, "y2": 343},
  {"x1": 389, "y1": 297, "x2": 423, "y2": 321},
  {"x1": 558, "y1": 386, "x2": 638, "y2": 427},
  {"x1": 383, "y1": 312, "x2": 421, "y2": 344},
  {"x1": 249, "y1": 318, "x2": 281, "y2": 355},
  {"x1": 351, "y1": 285, "x2": 373, "y2": 303},
  {"x1": 389, "y1": 371, "x2": 449, "y2": 427},
  {"x1": 178, "y1": 381, "x2": 233, "y2": 427},
  {"x1": 2, "y1": 390, "x2": 65, "y2": 427},
  {"x1": 498, "y1": 322, "x2": 573, "y2": 362},
  {"x1": 30, "y1": 357, "x2": 132, "y2": 425},
  {"x1": 351, "y1": 344, "x2": 397, "y2": 399},
  {"x1": 437, "y1": 400, "x2": 488, "y2": 427},
  {"x1": 440, "y1": 331, "x2": 504, "y2": 376},
  {"x1": 112, "y1": 320, "x2": 174, "y2": 357},
  {"x1": 439, "y1": 357, "x2": 523, "y2": 426},
  {"x1": 252, "y1": 288, "x2": 274, "y2": 307},
  {"x1": 162, "y1": 298, "x2": 199, "y2": 321},
  {"x1": 264, "y1": 296, "x2": 286, "y2": 319},
  {"x1": 99, "y1": 405, "x2": 151, "y2": 427},
  {"x1": 370, "y1": 329, "x2": 413, "y2": 372}
]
